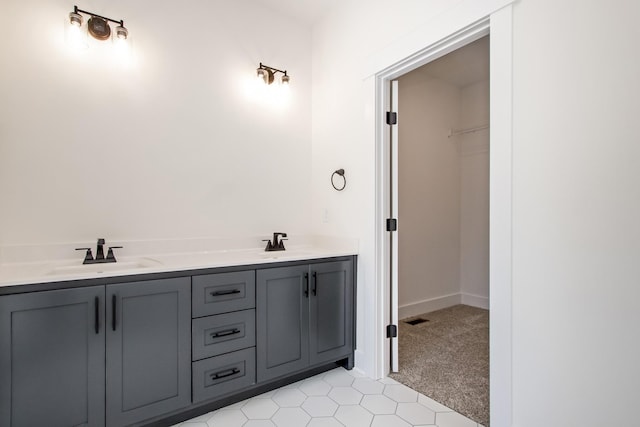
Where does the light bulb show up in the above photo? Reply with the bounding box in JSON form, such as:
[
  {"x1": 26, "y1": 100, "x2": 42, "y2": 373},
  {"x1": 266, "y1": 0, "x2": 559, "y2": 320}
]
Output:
[
  {"x1": 66, "y1": 12, "x2": 88, "y2": 51},
  {"x1": 256, "y1": 68, "x2": 268, "y2": 84},
  {"x1": 69, "y1": 12, "x2": 83, "y2": 27},
  {"x1": 115, "y1": 25, "x2": 128, "y2": 40},
  {"x1": 281, "y1": 74, "x2": 290, "y2": 85}
]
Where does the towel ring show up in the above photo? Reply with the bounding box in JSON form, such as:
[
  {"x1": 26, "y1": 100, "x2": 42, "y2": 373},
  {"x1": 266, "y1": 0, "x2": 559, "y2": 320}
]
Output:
[{"x1": 331, "y1": 169, "x2": 346, "y2": 191}]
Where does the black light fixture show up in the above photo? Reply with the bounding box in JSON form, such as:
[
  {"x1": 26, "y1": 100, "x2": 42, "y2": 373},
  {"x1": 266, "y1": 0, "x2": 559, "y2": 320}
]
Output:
[
  {"x1": 257, "y1": 63, "x2": 290, "y2": 85},
  {"x1": 68, "y1": 5, "x2": 129, "y2": 41}
]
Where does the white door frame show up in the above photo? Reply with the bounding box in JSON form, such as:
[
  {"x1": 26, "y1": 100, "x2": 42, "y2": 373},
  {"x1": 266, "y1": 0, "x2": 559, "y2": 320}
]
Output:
[
  {"x1": 389, "y1": 79, "x2": 399, "y2": 373},
  {"x1": 373, "y1": 6, "x2": 513, "y2": 426}
]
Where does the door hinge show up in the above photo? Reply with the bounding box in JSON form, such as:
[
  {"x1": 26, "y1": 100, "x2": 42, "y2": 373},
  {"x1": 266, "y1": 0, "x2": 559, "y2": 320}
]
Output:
[
  {"x1": 386, "y1": 111, "x2": 397, "y2": 125},
  {"x1": 386, "y1": 218, "x2": 397, "y2": 232},
  {"x1": 386, "y1": 324, "x2": 398, "y2": 338}
]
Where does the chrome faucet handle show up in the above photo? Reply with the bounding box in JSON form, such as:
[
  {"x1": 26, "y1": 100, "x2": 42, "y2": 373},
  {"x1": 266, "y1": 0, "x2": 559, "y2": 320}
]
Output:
[{"x1": 75, "y1": 247, "x2": 94, "y2": 264}]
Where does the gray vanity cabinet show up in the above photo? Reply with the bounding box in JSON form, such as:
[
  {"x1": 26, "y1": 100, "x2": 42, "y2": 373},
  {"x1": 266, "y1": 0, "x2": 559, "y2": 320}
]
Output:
[
  {"x1": 256, "y1": 260, "x2": 354, "y2": 382},
  {"x1": 0, "y1": 286, "x2": 106, "y2": 427},
  {"x1": 106, "y1": 278, "x2": 191, "y2": 427},
  {"x1": 191, "y1": 270, "x2": 257, "y2": 404},
  {"x1": 256, "y1": 265, "x2": 310, "y2": 382},
  {"x1": 0, "y1": 277, "x2": 191, "y2": 427},
  {"x1": 309, "y1": 260, "x2": 354, "y2": 365},
  {"x1": 0, "y1": 255, "x2": 355, "y2": 426}
]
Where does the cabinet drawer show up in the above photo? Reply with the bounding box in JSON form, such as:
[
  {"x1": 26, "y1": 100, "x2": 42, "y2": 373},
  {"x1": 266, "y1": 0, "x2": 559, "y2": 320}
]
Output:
[
  {"x1": 192, "y1": 271, "x2": 255, "y2": 317},
  {"x1": 192, "y1": 309, "x2": 256, "y2": 361},
  {"x1": 192, "y1": 347, "x2": 256, "y2": 403}
]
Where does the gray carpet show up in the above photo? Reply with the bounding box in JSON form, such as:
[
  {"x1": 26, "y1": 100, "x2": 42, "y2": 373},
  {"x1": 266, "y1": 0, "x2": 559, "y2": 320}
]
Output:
[{"x1": 389, "y1": 304, "x2": 489, "y2": 426}]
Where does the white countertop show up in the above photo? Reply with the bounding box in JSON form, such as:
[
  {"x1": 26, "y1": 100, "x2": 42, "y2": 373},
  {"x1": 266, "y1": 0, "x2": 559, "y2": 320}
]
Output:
[{"x1": 0, "y1": 236, "x2": 358, "y2": 289}]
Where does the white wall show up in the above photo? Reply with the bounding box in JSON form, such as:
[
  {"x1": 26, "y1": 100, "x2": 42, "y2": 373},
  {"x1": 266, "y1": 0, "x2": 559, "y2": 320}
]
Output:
[
  {"x1": 396, "y1": 70, "x2": 490, "y2": 318},
  {"x1": 511, "y1": 0, "x2": 640, "y2": 425},
  {"x1": 0, "y1": 0, "x2": 312, "y2": 246},
  {"x1": 311, "y1": 0, "x2": 468, "y2": 378},
  {"x1": 312, "y1": 0, "x2": 640, "y2": 425},
  {"x1": 460, "y1": 80, "x2": 490, "y2": 306},
  {"x1": 397, "y1": 73, "x2": 462, "y2": 318}
]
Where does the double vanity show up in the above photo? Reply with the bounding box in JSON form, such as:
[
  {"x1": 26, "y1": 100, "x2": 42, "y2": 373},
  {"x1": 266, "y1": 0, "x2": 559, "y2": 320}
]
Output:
[{"x1": 0, "y1": 237, "x2": 357, "y2": 427}]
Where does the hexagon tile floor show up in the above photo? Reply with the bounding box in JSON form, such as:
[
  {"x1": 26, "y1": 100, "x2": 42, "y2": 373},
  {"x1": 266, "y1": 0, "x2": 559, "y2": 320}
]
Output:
[{"x1": 172, "y1": 367, "x2": 485, "y2": 427}]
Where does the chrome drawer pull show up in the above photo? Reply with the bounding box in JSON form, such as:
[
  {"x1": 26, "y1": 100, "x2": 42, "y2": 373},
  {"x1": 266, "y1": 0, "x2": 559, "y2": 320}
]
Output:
[
  {"x1": 210, "y1": 289, "x2": 241, "y2": 297},
  {"x1": 210, "y1": 368, "x2": 240, "y2": 380},
  {"x1": 210, "y1": 328, "x2": 241, "y2": 338}
]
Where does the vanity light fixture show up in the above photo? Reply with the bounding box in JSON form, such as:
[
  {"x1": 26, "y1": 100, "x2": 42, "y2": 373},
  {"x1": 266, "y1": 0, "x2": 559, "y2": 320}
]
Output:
[
  {"x1": 68, "y1": 5, "x2": 129, "y2": 41},
  {"x1": 257, "y1": 63, "x2": 290, "y2": 85}
]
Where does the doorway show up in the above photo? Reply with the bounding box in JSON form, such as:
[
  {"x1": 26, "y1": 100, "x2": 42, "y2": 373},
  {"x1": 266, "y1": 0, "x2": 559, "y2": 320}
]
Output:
[
  {"x1": 389, "y1": 36, "x2": 490, "y2": 425},
  {"x1": 373, "y1": 8, "x2": 514, "y2": 426}
]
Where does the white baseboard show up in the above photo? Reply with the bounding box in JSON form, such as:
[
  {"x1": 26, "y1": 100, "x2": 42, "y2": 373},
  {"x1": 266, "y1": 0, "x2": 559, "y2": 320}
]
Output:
[
  {"x1": 353, "y1": 349, "x2": 375, "y2": 378},
  {"x1": 461, "y1": 292, "x2": 489, "y2": 310},
  {"x1": 398, "y1": 293, "x2": 461, "y2": 320},
  {"x1": 349, "y1": 365, "x2": 368, "y2": 378}
]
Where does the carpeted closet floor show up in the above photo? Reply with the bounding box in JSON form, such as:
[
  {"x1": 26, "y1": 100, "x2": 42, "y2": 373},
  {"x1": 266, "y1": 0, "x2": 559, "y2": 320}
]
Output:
[{"x1": 389, "y1": 304, "x2": 490, "y2": 426}]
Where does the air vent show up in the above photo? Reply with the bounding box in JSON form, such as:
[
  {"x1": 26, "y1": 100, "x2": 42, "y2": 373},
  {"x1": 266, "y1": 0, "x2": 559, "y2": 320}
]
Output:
[{"x1": 404, "y1": 318, "x2": 429, "y2": 326}]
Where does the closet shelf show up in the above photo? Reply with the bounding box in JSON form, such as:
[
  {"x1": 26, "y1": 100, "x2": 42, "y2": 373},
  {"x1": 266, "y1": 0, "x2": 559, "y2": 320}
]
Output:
[{"x1": 448, "y1": 124, "x2": 489, "y2": 138}]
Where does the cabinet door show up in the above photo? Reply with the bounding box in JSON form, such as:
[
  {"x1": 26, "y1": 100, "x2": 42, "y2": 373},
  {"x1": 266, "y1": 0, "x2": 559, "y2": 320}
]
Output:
[
  {"x1": 256, "y1": 265, "x2": 310, "y2": 382},
  {"x1": 0, "y1": 286, "x2": 105, "y2": 427},
  {"x1": 106, "y1": 277, "x2": 191, "y2": 427},
  {"x1": 309, "y1": 260, "x2": 354, "y2": 365}
]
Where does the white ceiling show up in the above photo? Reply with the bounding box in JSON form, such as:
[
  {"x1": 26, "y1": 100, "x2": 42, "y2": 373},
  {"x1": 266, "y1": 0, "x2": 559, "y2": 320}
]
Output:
[
  {"x1": 252, "y1": 0, "x2": 339, "y2": 24},
  {"x1": 415, "y1": 36, "x2": 490, "y2": 88}
]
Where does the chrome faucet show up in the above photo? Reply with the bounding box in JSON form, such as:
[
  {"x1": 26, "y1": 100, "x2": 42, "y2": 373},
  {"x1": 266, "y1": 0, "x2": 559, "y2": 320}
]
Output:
[
  {"x1": 263, "y1": 232, "x2": 287, "y2": 252},
  {"x1": 76, "y1": 238, "x2": 123, "y2": 264}
]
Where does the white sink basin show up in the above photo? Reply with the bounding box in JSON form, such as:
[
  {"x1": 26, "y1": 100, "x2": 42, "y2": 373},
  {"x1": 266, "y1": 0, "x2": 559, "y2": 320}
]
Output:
[{"x1": 47, "y1": 258, "x2": 162, "y2": 276}]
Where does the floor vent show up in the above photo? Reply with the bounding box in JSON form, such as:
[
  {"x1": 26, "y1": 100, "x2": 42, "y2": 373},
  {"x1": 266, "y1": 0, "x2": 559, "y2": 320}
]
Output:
[{"x1": 404, "y1": 318, "x2": 429, "y2": 325}]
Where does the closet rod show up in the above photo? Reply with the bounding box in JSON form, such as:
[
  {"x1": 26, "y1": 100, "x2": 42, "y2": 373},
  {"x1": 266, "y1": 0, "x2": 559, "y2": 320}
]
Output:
[{"x1": 448, "y1": 124, "x2": 489, "y2": 138}]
